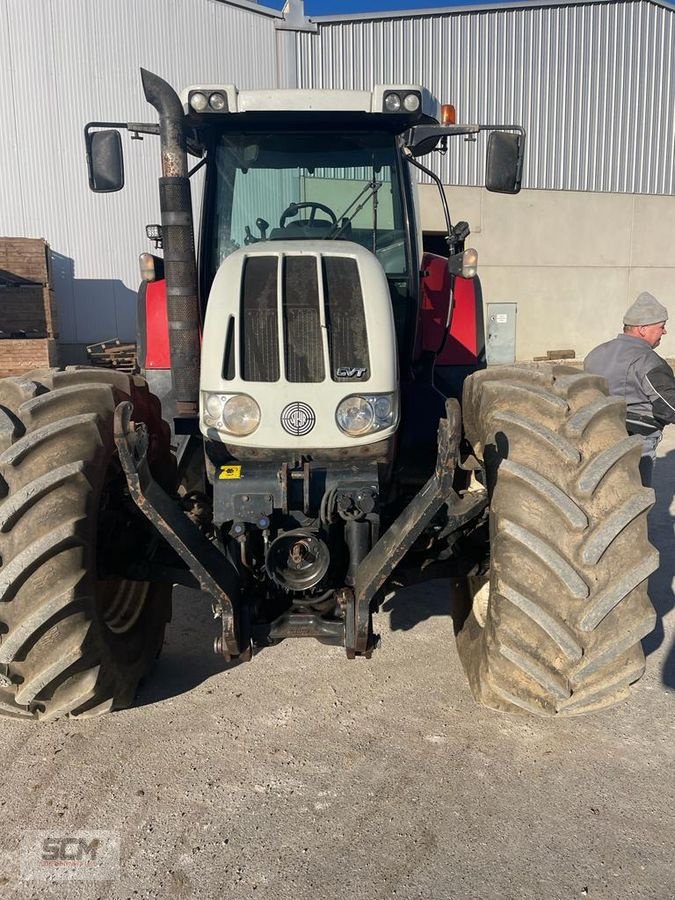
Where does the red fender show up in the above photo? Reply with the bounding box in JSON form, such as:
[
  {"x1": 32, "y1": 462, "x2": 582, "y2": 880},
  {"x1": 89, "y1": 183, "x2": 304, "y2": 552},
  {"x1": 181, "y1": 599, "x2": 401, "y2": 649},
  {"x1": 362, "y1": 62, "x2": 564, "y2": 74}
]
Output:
[
  {"x1": 417, "y1": 253, "x2": 452, "y2": 358},
  {"x1": 417, "y1": 254, "x2": 484, "y2": 366},
  {"x1": 438, "y1": 274, "x2": 484, "y2": 366},
  {"x1": 144, "y1": 279, "x2": 171, "y2": 369}
]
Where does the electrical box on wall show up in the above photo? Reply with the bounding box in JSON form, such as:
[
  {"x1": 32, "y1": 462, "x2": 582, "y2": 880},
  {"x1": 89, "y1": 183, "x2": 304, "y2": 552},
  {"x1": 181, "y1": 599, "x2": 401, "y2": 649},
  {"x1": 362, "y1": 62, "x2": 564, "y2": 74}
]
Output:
[{"x1": 486, "y1": 302, "x2": 517, "y2": 365}]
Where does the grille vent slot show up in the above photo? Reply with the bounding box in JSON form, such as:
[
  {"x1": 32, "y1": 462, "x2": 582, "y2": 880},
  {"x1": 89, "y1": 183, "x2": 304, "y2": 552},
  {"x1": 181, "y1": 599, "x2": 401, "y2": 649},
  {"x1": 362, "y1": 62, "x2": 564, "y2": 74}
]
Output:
[
  {"x1": 232, "y1": 254, "x2": 370, "y2": 384},
  {"x1": 323, "y1": 257, "x2": 370, "y2": 382},
  {"x1": 240, "y1": 256, "x2": 279, "y2": 383},
  {"x1": 283, "y1": 256, "x2": 324, "y2": 383}
]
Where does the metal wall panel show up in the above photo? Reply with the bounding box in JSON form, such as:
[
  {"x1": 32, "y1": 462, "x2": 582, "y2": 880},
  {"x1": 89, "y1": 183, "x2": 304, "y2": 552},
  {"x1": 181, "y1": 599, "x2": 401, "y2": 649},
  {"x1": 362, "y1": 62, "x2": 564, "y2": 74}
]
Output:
[
  {"x1": 4, "y1": 0, "x2": 675, "y2": 345},
  {"x1": 0, "y1": 0, "x2": 280, "y2": 342},
  {"x1": 296, "y1": 1, "x2": 675, "y2": 196}
]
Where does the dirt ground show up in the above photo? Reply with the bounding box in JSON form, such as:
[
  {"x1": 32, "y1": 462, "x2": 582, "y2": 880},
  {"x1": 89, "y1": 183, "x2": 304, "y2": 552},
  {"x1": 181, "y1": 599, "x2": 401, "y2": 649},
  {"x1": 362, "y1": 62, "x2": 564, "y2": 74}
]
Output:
[{"x1": 0, "y1": 435, "x2": 673, "y2": 900}]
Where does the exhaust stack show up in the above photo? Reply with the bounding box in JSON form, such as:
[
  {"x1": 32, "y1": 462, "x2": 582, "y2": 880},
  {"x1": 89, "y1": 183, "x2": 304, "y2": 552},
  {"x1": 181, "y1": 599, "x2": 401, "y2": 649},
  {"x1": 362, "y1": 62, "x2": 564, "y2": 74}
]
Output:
[{"x1": 141, "y1": 68, "x2": 200, "y2": 417}]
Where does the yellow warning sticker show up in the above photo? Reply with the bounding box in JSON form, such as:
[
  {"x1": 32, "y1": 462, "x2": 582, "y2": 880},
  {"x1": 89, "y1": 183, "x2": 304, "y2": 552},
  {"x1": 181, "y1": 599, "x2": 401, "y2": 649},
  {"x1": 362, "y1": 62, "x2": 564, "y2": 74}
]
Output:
[{"x1": 219, "y1": 465, "x2": 242, "y2": 480}]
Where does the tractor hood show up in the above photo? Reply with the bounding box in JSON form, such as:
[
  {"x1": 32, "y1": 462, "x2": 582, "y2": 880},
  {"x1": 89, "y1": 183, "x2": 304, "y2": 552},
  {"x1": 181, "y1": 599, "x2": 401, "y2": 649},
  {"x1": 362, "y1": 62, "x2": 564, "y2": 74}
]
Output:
[{"x1": 199, "y1": 241, "x2": 399, "y2": 450}]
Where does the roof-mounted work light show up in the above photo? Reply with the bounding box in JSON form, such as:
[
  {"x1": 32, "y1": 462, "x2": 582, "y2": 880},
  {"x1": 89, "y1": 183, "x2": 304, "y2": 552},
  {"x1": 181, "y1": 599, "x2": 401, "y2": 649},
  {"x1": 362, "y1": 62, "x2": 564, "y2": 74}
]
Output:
[
  {"x1": 383, "y1": 90, "x2": 421, "y2": 114},
  {"x1": 188, "y1": 90, "x2": 228, "y2": 113}
]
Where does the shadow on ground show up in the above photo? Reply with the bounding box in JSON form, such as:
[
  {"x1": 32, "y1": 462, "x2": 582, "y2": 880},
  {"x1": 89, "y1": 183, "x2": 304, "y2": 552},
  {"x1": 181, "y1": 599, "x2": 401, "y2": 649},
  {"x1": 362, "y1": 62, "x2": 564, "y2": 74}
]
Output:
[
  {"x1": 379, "y1": 574, "x2": 466, "y2": 632},
  {"x1": 643, "y1": 449, "x2": 675, "y2": 689},
  {"x1": 135, "y1": 587, "x2": 231, "y2": 706}
]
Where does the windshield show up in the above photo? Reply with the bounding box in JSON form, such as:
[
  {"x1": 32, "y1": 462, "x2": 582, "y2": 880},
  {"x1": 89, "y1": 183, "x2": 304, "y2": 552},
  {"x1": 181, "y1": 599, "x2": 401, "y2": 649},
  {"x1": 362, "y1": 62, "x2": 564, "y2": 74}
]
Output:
[{"x1": 206, "y1": 131, "x2": 408, "y2": 283}]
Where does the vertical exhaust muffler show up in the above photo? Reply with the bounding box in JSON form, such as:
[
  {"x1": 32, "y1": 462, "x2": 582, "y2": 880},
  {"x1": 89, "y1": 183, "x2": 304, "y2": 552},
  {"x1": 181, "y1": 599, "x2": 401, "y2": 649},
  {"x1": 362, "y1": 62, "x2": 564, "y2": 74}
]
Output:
[{"x1": 141, "y1": 68, "x2": 200, "y2": 418}]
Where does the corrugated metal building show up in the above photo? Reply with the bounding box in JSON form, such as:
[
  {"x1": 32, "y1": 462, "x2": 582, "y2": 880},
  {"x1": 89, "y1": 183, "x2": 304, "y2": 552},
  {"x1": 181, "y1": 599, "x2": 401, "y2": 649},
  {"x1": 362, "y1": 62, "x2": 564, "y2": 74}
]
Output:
[
  {"x1": 1, "y1": 0, "x2": 674, "y2": 357},
  {"x1": 0, "y1": 0, "x2": 287, "y2": 344},
  {"x1": 297, "y1": 0, "x2": 675, "y2": 195}
]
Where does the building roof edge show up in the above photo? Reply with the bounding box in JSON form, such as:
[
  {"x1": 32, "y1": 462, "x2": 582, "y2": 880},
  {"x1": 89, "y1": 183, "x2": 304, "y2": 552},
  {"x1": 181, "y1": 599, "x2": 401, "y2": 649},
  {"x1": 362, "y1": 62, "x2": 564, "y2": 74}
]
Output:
[
  {"x1": 215, "y1": 0, "x2": 284, "y2": 20},
  {"x1": 306, "y1": 0, "x2": 675, "y2": 26}
]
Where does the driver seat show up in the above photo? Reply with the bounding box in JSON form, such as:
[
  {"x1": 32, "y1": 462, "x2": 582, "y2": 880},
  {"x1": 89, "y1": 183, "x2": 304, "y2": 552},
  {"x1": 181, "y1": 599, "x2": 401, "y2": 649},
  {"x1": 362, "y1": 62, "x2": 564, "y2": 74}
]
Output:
[
  {"x1": 269, "y1": 221, "x2": 334, "y2": 240},
  {"x1": 269, "y1": 218, "x2": 352, "y2": 241}
]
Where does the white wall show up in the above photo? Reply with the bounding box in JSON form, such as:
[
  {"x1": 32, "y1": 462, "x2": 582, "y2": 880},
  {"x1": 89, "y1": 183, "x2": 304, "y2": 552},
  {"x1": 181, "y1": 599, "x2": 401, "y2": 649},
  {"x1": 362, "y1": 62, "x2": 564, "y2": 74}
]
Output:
[
  {"x1": 0, "y1": 0, "x2": 282, "y2": 346},
  {"x1": 418, "y1": 184, "x2": 675, "y2": 361}
]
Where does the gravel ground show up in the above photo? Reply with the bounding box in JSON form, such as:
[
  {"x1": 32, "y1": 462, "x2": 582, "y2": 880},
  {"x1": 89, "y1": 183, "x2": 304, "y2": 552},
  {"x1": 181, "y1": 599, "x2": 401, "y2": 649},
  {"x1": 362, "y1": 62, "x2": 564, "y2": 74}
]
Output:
[{"x1": 0, "y1": 434, "x2": 673, "y2": 900}]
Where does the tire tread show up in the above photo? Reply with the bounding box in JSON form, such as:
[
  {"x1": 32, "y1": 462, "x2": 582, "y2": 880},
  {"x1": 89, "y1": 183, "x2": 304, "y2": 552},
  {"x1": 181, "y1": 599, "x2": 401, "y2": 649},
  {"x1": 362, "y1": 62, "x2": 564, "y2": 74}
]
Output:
[{"x1": 457, "y1": 365, "x2": 657, "y2": 716}]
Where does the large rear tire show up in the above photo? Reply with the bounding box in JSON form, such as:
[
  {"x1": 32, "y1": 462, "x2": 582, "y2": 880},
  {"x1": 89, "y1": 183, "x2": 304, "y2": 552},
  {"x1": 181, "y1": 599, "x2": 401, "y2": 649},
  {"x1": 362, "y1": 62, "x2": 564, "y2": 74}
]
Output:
[
  {"x1": 457, "y1": 366, "x2": 658, "y2": 716},
  {"x1": 0, "y1": 368, "x2": 175, "y2": 720}
]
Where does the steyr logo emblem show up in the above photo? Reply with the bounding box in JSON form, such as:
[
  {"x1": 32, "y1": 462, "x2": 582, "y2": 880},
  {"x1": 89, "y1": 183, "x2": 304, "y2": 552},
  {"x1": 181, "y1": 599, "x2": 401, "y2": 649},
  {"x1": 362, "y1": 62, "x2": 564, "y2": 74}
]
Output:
[
  {"x1": 280, "y1": 401, "x2": 316, "y2": 436},
  {"x1": 336, "y1": 367, "x2": 368, "y2": 378}
]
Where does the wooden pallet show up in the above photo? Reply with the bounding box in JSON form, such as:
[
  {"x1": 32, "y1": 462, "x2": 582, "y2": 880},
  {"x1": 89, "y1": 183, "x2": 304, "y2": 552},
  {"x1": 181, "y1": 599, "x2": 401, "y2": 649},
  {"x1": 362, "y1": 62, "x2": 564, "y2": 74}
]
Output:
[
  {"x1": 0, "y1": 284, "x2": 58, "y2": 338},
  {"x1": 0, "y1": 237, "x2": 52, "y2": 285},
  {"x1": 86, "y1": 339, "x2": 138, "y2": 374},
  {"x1": 533, "y1": 349, "x2": 576, "y2": 362},
  {"x1": 0, "y1": 238, "x2": 57, "y2": 338}
]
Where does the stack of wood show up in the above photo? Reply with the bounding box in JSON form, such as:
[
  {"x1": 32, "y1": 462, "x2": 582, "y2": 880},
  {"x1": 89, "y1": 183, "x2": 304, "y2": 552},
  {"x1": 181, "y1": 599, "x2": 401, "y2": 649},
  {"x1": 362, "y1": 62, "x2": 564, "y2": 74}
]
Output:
[
  {"x1": 533, "y1": 349, "x2": 576, "y2": 362},
  {"x1": 0, "y1": 237, "x2": 59, "y2": 377},
  {"x1": 86, "y1": 338, "x2": 137, "y2": 374}
]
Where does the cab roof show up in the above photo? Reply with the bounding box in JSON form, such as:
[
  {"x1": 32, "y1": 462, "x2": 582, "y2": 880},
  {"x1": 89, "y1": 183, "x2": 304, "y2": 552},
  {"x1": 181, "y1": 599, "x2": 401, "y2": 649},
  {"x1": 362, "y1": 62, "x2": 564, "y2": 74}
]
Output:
[{"x1": 180, "y1": 84, "x2": 441, "y2": 128}]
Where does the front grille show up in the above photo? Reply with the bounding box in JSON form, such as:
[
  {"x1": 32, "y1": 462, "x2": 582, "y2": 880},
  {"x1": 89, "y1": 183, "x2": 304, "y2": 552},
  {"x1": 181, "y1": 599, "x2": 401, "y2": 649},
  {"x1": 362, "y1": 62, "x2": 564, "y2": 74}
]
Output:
[
  {"x1": 283, "y1": 256, "x2": 324, "y2": 383},
  {"x1": 234, "y1": 253, "x2": 370, "y2": 384},
  {"x1": 323, "y1": 257, "x2": 370, "y2": 382},
  {"x1": 240, "y1": 256, "x2": 280, "y2": 383}
]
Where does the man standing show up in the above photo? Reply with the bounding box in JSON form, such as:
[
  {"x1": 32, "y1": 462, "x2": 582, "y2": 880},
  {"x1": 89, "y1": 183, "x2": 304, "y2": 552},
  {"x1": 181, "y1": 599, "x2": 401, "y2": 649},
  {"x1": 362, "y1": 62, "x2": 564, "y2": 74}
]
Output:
[{"x1": 584, "y1": 291, "x2": 675, "y2": 486}]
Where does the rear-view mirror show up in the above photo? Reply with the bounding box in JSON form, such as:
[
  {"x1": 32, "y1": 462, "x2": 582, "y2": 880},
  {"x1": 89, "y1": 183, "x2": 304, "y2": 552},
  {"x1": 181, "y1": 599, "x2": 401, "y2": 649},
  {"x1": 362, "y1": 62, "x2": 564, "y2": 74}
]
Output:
[
  {"x1": 485, "y1": 131, "x2": 524, "y2": 194},
  {"x1": 86, "y1": 129, "x2": 125, "y2": 193}
]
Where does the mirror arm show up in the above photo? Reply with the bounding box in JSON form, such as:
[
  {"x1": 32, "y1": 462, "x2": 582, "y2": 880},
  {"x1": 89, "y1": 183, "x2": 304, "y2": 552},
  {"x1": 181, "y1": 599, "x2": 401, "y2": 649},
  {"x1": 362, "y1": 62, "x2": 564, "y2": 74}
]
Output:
[
  {"x1": 126, "y1": 122, "x2": 161, "y2": 136},
  {"x1": 84, "y1": 120, "x2": 160, "y2": 139},
  {"x1": 404, "y1": 147, "x2": 453, "y2": 241},
  {"x1": 478, "y1": 125, "x2": 526, "y2": 135}
]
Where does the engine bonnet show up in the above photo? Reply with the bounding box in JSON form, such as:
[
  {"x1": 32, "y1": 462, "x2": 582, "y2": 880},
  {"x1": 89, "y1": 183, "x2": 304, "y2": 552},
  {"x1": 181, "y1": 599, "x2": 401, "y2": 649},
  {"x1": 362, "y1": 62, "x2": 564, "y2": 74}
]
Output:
[{"x1": 199, "y1": 241, "x2": 398, "y2": 449}]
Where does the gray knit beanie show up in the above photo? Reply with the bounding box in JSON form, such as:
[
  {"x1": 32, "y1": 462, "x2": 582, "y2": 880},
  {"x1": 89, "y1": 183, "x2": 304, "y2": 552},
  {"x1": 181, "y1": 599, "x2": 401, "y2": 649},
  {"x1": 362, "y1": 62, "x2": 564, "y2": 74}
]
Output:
[{"x1": 623, "y1": 291, "x2": 669, "y2": 326}]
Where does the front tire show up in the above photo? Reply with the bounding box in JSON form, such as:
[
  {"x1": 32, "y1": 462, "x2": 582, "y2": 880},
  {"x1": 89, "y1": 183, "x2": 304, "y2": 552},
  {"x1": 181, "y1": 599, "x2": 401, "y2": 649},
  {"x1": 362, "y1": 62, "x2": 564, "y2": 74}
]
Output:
[
  {"x1": 0, "y1": 368, "x2": 175, "y2": 720},
  {"x1": 457, "y1": 366, "x2": 657, "y2": 716}
]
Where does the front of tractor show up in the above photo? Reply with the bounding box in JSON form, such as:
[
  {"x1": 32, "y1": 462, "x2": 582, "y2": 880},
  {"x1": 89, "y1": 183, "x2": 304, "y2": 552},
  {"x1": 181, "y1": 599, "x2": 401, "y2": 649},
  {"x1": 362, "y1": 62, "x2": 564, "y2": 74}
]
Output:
[
  {"x1": 0, "y1": 68, "x2": 657, "y2": 721},
  {"x1": 114, "y1": 71, "x2": 509, "y2": 663}
]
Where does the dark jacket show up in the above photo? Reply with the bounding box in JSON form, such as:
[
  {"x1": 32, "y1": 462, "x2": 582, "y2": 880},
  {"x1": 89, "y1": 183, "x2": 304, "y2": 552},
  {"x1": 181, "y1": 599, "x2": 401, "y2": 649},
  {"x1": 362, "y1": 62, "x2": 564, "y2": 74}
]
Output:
[{"x1": 584, "y1": 333, "x2": 675, "y2": 436}]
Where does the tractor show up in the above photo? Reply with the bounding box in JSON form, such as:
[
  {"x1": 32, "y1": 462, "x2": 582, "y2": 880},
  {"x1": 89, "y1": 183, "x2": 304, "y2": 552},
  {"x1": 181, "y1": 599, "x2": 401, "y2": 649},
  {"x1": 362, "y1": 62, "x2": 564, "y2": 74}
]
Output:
[{"x1": 0, "y1": 70, "x2": 656, "y2": 721}]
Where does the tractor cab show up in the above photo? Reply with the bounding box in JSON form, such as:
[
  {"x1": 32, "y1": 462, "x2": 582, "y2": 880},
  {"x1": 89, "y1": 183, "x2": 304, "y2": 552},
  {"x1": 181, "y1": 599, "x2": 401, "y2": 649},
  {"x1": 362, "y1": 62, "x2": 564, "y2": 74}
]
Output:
[
  {"x1": 199, "y1": 125, "x2": 415, "y2": 374},
  {"x1": 86, "y1": 75, "x2": 523, "y2": 421},
  {"x1": 85, "y1": 75, "x2": 523, "y2": 493}
]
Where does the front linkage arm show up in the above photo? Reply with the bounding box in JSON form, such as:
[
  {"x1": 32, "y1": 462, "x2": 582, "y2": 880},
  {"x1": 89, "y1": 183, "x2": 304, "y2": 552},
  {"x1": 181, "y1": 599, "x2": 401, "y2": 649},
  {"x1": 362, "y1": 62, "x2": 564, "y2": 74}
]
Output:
[
  {"x1": 114, "y1": 401, "x2": 244, "y2": 661},
  {"x1": 347, "y1": 399, "x2": 488, "y2": 656}
]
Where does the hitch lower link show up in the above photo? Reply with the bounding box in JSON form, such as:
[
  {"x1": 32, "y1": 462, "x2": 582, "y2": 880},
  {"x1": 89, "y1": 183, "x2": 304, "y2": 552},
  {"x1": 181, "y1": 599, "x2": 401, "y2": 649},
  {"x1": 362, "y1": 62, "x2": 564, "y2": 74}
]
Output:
[
  {"x1": 113, "y1": 401, "x2": 246, "y2": 662},
  {"x1": 337, "y1": 587, "x2": 377, "y2": 658}
]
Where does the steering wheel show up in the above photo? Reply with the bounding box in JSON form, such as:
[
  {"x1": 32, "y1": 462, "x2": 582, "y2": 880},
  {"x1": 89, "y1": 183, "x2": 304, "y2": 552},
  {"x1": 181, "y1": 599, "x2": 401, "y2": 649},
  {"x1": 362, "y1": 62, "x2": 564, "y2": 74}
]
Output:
[{"x1": 280, "y1": 201, "x2": 338, "y2": 229}]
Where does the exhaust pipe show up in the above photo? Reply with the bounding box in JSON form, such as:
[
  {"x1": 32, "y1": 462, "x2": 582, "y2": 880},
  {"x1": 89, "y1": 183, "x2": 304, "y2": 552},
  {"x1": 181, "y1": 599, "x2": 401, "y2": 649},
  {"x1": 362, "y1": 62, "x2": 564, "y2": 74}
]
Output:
[{"x1": 141, "y1": 68, "x2": 200, "y2": 417}]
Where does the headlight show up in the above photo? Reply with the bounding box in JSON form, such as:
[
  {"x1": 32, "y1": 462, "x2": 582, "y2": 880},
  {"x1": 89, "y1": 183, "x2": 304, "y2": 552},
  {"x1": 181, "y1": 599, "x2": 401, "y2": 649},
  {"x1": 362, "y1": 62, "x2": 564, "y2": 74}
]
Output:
[
  {"x1": 383, "y1": 92, "x2": 401, "y2": 113},
  {"x1": 189, "y1": 91, "x2": 208, "y2": 112},
  {"x1": 383, "y1": 91, "x2": 421, "y2": 114},
  {"x1": 336, "y1": 396, "x2": 374, "y2": 436},
  {"x1": 202, "y1": 392, "x2": 260, "y2": 436},
  {"x1": 223, "y1": 395, "x2": 260, "y2": 435},
  {"x1": 209, "y1": 92, "x2": 227, "y2": 111},
  {"x1": 336, "y1": 393, "x2": 398, "y2": 437},
  {"x1": 403, "y1": 92, "x2": 421, "y2": 112},
  {"x1": 204, "y1": 393, "x2": 225, "y2": 421}
]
